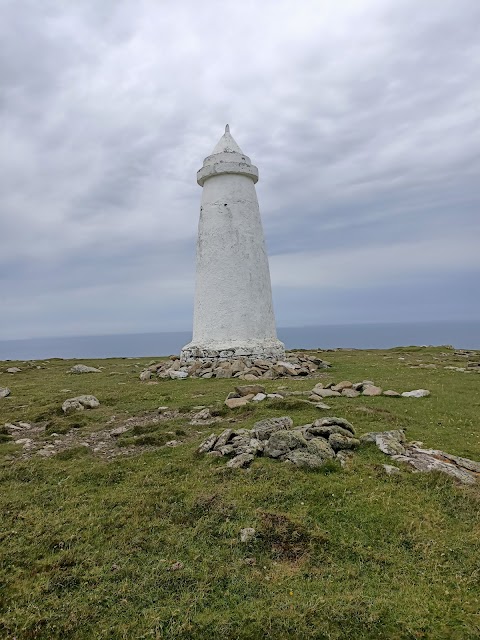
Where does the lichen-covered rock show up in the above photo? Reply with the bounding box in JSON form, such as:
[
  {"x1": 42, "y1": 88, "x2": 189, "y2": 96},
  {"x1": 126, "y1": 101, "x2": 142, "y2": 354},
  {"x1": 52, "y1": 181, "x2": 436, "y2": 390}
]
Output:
[
  {"x1": 197, "y1": 433, "x2": 218, "y2": 454},
  {"x1": 226, "y1": 453, "x2": 254, "y2": 468},
  {"x1": 362, "y1": 385, "x2": 383, "y2": 396},
  {"x1": 69, "y1": 364, "x2": 101, "y2": 374},
  {"x1": 62, "y1": 395, "x2": 100, "y2": 414},
  {"x1": 214, "y1": 428, "x2": 234, "y2": 450},
  {"x1": 360, "y1": 430, "x2": 406, "y2": 455},
  {"x1": 329, "y1": 433, "x2": 360, "y2": 452},
  {"x1": 306, "y1": 438, "x2": 335, "y2": 459},
  {"x1": 313, "y1": 417, "x2": 356, "y2": 435},
  {"x1": 252, "y1": 416, "x2": 293, "y2": 441},
  {"x1": 308, "y1": 424, "x2": 354, "y2": 439},
  {"x1": 312, "y1": 388, "x2": 341, "y2": 398},
  {"x1": 285, "y1": 450, "x2": 330, "y2": 469},
  {"x1": 264, "y1": 430, "x2": 307, "y2": 458}
]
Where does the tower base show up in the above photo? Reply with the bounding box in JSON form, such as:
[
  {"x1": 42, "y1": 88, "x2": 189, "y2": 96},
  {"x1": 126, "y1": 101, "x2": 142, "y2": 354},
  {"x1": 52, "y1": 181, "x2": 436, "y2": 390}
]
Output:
[{"x1": 180, "y1": 339, "x2": 285, "y2": 364}]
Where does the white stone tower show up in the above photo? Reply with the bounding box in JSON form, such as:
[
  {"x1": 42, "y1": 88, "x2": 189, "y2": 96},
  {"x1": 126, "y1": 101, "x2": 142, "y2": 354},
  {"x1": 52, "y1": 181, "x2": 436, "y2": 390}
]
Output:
[{"x1": 181, "y1": 125, "x2": 285, "y2": 362}]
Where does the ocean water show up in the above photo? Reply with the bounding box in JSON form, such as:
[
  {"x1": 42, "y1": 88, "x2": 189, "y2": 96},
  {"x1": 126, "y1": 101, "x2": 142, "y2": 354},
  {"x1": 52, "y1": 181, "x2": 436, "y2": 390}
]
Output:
[{"x1": 1, "y1": 321, "x2": 479, "y2": 361}]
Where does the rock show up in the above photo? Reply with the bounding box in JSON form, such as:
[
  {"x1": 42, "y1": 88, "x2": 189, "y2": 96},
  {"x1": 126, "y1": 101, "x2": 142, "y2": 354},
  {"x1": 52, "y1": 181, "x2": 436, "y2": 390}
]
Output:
[
  {"x1": 306, "y1": 438, "x2": 336, "y2": 459},
  {"x1": 243, "y1": 374, "x2": 260, "y2": 381},
  {"x1": 169, "y1": 370, "x2": 188, "y2": 379},
  {"x1": 314, "y1": 402, "x2": 331, "y2": 410},
  {"x1": 252, "y1": 393, "x2": 267, "y2": 402},
  {"x1": 392, "y1": 448, "x2": 478, "y2": 485},
  {"x1": 336, "y1": 450, "x2": 354, "y2": 468},
  {"x1": 361, "y1": 430, "x2": 406, "y2": 455},
  {"x1": 239, "y1": 527, "x2": 256, "y2": 543},
  {"x1": 62, "y1": 395, "x2": 100, "y2": 414},
  {"x1": 15, "y1": 438, "x2": 33, "y2": 448},
  {"x1": 341, "y1": 388, "x2": 360, "y2": 398},
  {"x1": 235, "y1": 384, "x2": 266, "y2": 397},
  {"x1": 267, "y1": 393, "x2": 283, "y2": 399},
  {"x1": 252, "y1": 416, "x2": 293, "y2": 441},
  {"x1": 6, "y1": 367, "x2": 21, "y2": 373},
  {"x1": 191, "y1": 408, "x2": 212, "y2": 421},
  {"x1": 309, "y1": 425, "x2": 354, "y2": 439},
  {"x1": 165, "y1": 440, "x2": 182, "y2": 447},
  {"x1": 226, "y1": 453, "x2": 255, "y2": 468},
  {"x1": 382, "y1": 464, "x2": 401, "y2": 475},
  {"x1": 139, "y1": 370, "x2": 152, "y2": 381},
  {"x1": 214, "y1": 428, "x2": 234, "y2": 450},
  {"x1": 329, "y1": 433, "x2": 360, "y2": 452},
  {"x1": 285, "y1": 450, "x2": 329, "y2": 469},
  {"x1": 401, "y1": 389, "x2": 430, "y2": 398},
  {"x1": 0, "y1": 387, "x2": 11, "y2": 398},
  {"x1": 109, "y1": 426, "x2": 128, "y2": 437},
  {"x1": 313, "y1": 388, "x2": 341, "y2": 398},
  {"x1": 383, "y1": 390, "x2": 401, "y2": 397},
  {"x1": 69, "y1": 364, "x2": 101, "y2": 374},
  {"x1": 218, "y1": 445, "x2": 235, "y2": 456},
  {"x1": 225, "y1": 396, "x2": 252, "y2": 409},
  {"x1": 197, "y1": 433, "x2": 218, "y2": 454},
  {"x1": 362, "y1": 385, "x2": 383, "y2": 396},
  {"x1": 331, "y1": 381, "x2": 353, "y2": 391},
  {"x1": 264, "y1": 430, "x2": 307, "y2": 458},
  {"x1": 313, "y1": 417, "x2": 356, "y2": 435}
]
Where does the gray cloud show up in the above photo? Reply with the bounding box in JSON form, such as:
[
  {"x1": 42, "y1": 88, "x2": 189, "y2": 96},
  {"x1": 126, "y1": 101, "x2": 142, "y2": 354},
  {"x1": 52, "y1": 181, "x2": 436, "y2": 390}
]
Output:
[{"x1": 1, "y1": 0, "x2": 479, "y2": 338}]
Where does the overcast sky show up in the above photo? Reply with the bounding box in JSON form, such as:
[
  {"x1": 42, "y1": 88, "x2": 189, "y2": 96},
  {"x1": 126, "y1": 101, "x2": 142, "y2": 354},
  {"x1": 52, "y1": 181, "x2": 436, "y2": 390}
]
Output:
[{"x1": 1, "y1": 0, "x2": 479, "y2": 340}]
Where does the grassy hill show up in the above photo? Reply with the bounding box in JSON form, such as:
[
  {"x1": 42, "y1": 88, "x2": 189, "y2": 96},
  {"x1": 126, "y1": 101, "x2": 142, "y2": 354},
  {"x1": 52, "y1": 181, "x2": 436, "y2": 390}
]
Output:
[{"x1": 0, "y1": 347, "x2": 479, "y2": 639}]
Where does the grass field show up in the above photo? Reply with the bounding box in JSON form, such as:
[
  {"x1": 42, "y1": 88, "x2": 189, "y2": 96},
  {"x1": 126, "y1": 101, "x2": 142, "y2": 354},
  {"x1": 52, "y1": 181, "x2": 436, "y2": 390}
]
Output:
[{"x1": 0, "y1": 346, "x2": 479, "y2": 639}]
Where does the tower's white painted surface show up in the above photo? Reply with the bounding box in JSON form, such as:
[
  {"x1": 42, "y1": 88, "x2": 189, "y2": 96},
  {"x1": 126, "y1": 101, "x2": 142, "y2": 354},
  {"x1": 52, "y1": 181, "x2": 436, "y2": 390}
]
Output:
[{"x1": 181, "y1": 126, "x2": 284, "y2": 362}]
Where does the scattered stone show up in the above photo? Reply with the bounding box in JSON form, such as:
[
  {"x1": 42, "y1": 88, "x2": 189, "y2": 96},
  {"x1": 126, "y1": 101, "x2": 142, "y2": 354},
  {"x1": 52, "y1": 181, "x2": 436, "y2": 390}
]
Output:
[
  {"x1": 329, "y1": 433, "x2": 360, "y2": 452},
  {"x1": 362, "y1": 385, "x2": 383, "y2": 396},
  {"x1": 267, "y1": 393, "x2": 283, "y2": 399},
  {"x1": 69, "y1": 364, "x2": 101, "y2": 374},
  {"x1": 360, "y1": 430, "x2": 406, "y2": 455},
  {"x1": 252, "y1": 416, "x2": 293, "y2": 441},
  {"x1": 382, "y1": 464, "x2": 401, "y2": 476},
  {"x1": 226, "y1": 453, "x2": 255, "y2": 468},
  {"x1": 139, "y1": 370, "x2": 152, "y2": 381},
  {"x1": 331, "y1": 381, "x2": 353, "y2": 391},
  {"x1": 314, "y1": 402, "x2": 331, "y2": 410},
  {"x1": 62, "y1": 395, "x2": 100, "y2": 414},
  {"x1": 191, "y1": 408, "x2": 212, "y2": 421},
  {"x1": 109, "y1": 426, "x2": 129, "y2": 437},
  {"x1": 313, "y1": 388, "x2": 341, "y2": 398},
  {"x1": 165, "y1": 440, "x2": 181, "y2": 447},
  {"x1": 342, "y1": 388, "x2": 360, "y2": 398},
  {"x1": 0, "y1": 387, "x2": 11, "y2": 398},
  {"x1": 169, "y1": 370, "x2": 188, "y2": 379},
  {"x1": 6, "y1": 367, "x2": 21, "y2": 373},
  {"x1": 401, "y1": 389, "x2": 430, "y2": 398},
  {"x1": 225, "y1": 396, "x2": 252, "y2": 409},
  {"x1": 213, "y1": 429, "x2": 234, "y2": 450},
  {"x1": 197, "y1": 433, "x2": 218, "y2": 454},
  {"x1": 383, "y1": 390, "x2": 401, "y2": 397},
  {"x1": 235, "y1": 384, "x2": 266, "y2": 397},
  {"x1": 314, "y1": 417, "x2": 356, "y2": 435},
  {"x1": 239, "y1": 527, "x2": 256, "y2": 543},
  {"x1": 252, "y1": 393, "x2": 267, "y2": 402}
]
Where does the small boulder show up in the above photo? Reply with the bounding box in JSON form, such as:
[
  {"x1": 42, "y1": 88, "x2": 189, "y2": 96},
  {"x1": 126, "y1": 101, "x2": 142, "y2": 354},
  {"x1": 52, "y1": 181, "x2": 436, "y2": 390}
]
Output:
[
  {"x1": 225, "y1": 396, "x2": 252, "y2": 409},
  {"x1": 383, "y1": 390, "x2": 401, "y2": 397},
  {"x1": 0, "y1": 387, "x2": 11, "y2": 398},
  {"x1": 139, "y1": 370, "x2": 152, "y2": 381},
  {"x1": 252, "y1": 393, "x2": 267, "y2": 402},
  {"x1": 306, "y1": 437, "x2": 336, "y2": 459},
  {"x1": 169, "y1": 370, "x2": 188, "y2": 379},
  {"x1": 226, "y1": 453, "x2": 255, "y2": 468},
  {"x1": 239, "y1": 527, "x2": 256, "y2": 543},
  {"x1": 62, "y1": 395, "x2": 100, "y2": 414},
  {"x1": 252, "y1": 416, "x2": 293, "y2": 441},
  {"x1": 69, "y1": 364, "x2": 101, "y2": 374},
  {"x1": 235, "y1": 384, "x2": 266, "y2": 397},
  {"x1": 6, "y1": 367, "x2": 21, "y2": 373},
  {"x1": 362, "y1": 385, "x2": 383, "y2": 396},
  {"x1": 342, "y1": 388, "x2": 360, "y2": 398},
  {"x1": 313, "y1": 417, "x2": 356, "y2": 435},
  {"x1": 264, "y1": 430, "x2": 307, "y2": 458},
  {"x1": 197, "y1": 433, "x2": 218, "y2": 454},
  {"x1": 313, "y1": 388, "x2": 341, "y2": 398},
  {"x1": 309, "y1": 424, "x2": 354, "y2": 439},
  {"x1": 329, "y1": 433, "x2": 360, "y2": 452},
  {"x1": 214, "y1": 428, "x2": 234, "y2": 450},
  {"x1": 331, "y1": 381, "x2": 353, "y2": 391},
  {"x1": 401, "y1": 389, "x2": 430, "y2": 398}
]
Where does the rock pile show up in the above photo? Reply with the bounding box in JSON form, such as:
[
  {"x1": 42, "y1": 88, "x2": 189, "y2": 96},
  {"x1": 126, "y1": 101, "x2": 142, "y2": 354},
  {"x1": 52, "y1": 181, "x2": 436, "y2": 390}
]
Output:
[
  {"x1": 362, "y1": 429, "x2": 480, "y2": 485},
  {"x1": 197, "y1": 415, "x2": 360, "y2": 469},
  {"x1": 140, "y1": 353, "x2": 331, "y2": 381}
]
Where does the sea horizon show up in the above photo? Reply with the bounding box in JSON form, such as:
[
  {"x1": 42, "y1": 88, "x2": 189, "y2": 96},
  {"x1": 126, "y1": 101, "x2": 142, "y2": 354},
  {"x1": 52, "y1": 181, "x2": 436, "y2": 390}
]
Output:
[{"x1": 0, "y1": 320, "x2": 479, "y2": 361}]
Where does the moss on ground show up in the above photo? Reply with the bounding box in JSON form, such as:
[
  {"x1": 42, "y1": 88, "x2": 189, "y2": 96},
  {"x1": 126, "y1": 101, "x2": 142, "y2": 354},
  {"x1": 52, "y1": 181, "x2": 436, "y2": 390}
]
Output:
[{"x1": 0, "y1": 347, "x2": 479, "y2": 639}]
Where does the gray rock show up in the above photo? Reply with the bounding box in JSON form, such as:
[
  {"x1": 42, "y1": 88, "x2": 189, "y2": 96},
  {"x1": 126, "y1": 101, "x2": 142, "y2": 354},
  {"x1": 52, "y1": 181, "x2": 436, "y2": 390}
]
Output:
[
  {"x1": 218, "y1": 444, "x2": 235, "y2": 456},
  {"x1": 252, "y1": 416, "x2": 293, "y2": 441},
  {"x1": 214, "y1": 428, "x2": 234, "y2": 450},
  {"x1": 0, "y1": 387, "x2": 11, "y2": 398},
  {"x1": 361, "y1": 430, "x2": 406, "y2": 455},
  {"x1": 331, "y1": 381, "x2": 353, "y2": 391},
  {"x1": 225, "y1": 396, "x2": 252, "y2": 409},
  {"x1": 197, "y1": 433, "x2": 218, "y2": 454},
  {"x1": 235, "y1": 384, "x2": 266, "y2": 396},
  {"x1": 362, "y1": 385, "x2": 383, "y2": 396},
  {"x1": 169, "y1": 370, "x2": 188, "y2": 379},
  {"x1": 313, "y1": 388, "x2": 341, "y2": 397},
  {"x1": 306, "y1": 438, "x2": 336, "y2": 459},
  {"x1": 6, "y1": 367, "x2": 21, "y2": 373},
  {"x1": 239, "y1": 527, "x2": 256, "y2": 543},
  {"x1": 313, "y1": 416, "x2": 356, "y2": 435},
  {"x1": 252, "y1": 393, "x2": 267, "y2": 402},
  {"x1": 264, "y1": 430, "x2": 307, "y2": 458},
  {"x1": 329, "y1": 433, "x2": 360, "y2": 451},
  {"x1": 336, "y1": 450, "x2": 354, "y2": 468},
  {"x1": 139, "y1": 370, "x2": 152, "y2": 381},
  {"x1": 62, "y1": 395, "x2": 100, "y2": 414},
  {"x1": 69, "y1": 364, "x2": 101, "y2": 374},
  {"x1": 383, "y1": 390, "x2": 401, "y2": 397},
  {"x1": 309, "y1": 424, "x2": 354, "y2": 439},
  {"x1": 314, "y1": 402, "x2": 331, "y2": 410},
  {"x1": 382, "y1": 464, "x2": 401, "y2": 475},
  {"x1": 342, "y1": 388, "x2": 360, "y2": 398},
  {"x1": 285, "y1": 450, "x2": 330, "y2": 469},
  {"x1": 226, "y1": 453, "x2": 255, "y2": 468},
  {"x1": 401, "y1": 389, "x2": 430, "y2": 398}
]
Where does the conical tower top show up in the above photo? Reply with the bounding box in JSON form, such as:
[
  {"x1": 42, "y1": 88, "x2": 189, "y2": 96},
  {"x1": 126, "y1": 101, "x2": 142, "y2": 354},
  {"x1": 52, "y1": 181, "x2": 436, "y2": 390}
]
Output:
[{"x1": 211, "y1": 124, "x2": 244, "y2": 155}]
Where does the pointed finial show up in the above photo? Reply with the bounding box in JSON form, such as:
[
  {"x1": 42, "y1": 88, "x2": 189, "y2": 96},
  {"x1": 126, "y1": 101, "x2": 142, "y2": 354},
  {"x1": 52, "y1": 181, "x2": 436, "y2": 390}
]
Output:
[{"x1": 225, "y1": 124, "x2": 230, "y2": 133}]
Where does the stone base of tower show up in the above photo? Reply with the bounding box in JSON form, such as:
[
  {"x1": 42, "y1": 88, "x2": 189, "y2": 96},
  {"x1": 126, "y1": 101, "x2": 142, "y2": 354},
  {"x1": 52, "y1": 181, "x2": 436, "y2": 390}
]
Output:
[{"x1": 180, "y1": 339, "x2": 285, "y2": 364}]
